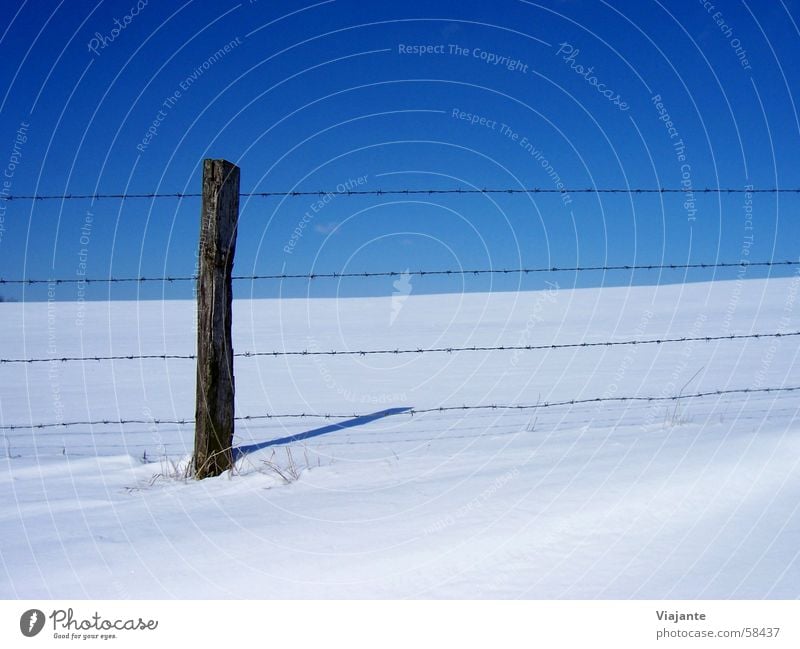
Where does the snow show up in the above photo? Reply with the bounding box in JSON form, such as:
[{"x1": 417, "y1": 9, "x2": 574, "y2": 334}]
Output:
[{"x1": 1, "y1": 276, "x2": 799, "y2": 598}]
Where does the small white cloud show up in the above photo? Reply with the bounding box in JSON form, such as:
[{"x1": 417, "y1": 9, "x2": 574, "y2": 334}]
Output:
[{"x1": 314, "y1": 222, "x2": 340, "y2": 235}]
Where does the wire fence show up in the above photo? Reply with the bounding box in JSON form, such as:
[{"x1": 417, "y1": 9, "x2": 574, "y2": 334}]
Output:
[
  {"x1": 3, "y1": 181, "x2": 799, "y2": 440},
  {"x1": 2, "y1": 259, "x2": 798, "y2": 286},
  {"x1": 2, "y1": 186, "x2": 800, "y2": 201},
  {"x1": 1, "y1": 385, "x2": 797, "y2": 431},
  {"x1": 1, "y1": 331, "x2": 796, "y2": 365}
]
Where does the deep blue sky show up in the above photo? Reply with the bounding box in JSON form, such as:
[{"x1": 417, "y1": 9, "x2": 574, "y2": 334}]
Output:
[{"x1": 1, "y1": 0, "x2": 798, "y2": 301}]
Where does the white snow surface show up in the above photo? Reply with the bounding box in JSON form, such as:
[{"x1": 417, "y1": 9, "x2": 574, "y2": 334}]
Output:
[{"x1": 1, "y1": 277, "x2": 799, "y2": 598}]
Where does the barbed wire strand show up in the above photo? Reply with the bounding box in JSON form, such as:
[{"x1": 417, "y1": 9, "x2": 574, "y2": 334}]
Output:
[
  {"x1": 12, "y1": 402, "x2": 798, "y2": 440},
  {"x1": 1, "y1": 385, "x2": 797, "y2": 430},
  {"x1": 2, "y1": 187, "x2": 800, "y2": 201},
  {"x1": 1, "y1": 330, "x2": 797, "y2": 364},
  {"x1": 2, "y1": 259, "x2": 798, "y2": 286}
]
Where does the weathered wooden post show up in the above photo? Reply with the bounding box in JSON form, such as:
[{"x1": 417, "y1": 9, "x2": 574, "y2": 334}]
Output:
[{"x1": 193, "y1": 159, "x2": 239, "y2": 479}]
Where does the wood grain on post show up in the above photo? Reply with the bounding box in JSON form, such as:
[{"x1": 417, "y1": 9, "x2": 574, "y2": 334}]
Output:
[{"x1": 193, "y1": 159, "x2": 239, "y2": 479}]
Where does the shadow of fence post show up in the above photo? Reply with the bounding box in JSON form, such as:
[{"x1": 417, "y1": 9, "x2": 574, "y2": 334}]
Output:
[{"x1": 233, "y1": 407, "x2": 413, "y2": 460}]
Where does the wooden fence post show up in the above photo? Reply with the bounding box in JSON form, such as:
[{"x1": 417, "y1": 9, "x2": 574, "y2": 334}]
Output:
[{"x1": 193, "y1": 159, "x2": 239, "y2": 479}]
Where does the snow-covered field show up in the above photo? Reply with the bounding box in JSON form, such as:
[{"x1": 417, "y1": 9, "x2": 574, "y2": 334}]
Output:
[{"x1": 1, "y1": 276, "x2": 799, "y2": 598}]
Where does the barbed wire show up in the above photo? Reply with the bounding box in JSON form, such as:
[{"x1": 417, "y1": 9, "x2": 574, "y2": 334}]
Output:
[
  {"x1": 2, "y1": 259, "x2": 798, "y2": 286},
  {"x1": 2, "y1": 187, "x2": 800, "y2": 201},
  {"x1": 12, "y1": 402, "x2": 798, "y2": 440},
  {"x1": 1, "y1": 331, "x2": 796, "y2": 365},
  {"x1": 1, "y1": 385, "x2": 796, "y2": 430}
]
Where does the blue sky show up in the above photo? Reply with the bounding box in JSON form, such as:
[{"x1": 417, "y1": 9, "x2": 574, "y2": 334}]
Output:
[{"x1": 0, "y1": 0, "x2": 798, "y2": 301}]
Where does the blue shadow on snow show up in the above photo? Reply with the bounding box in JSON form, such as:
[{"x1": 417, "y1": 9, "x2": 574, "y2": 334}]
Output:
[{"x1": 233, "y1": 407, "x2": 412, "y2": 459}]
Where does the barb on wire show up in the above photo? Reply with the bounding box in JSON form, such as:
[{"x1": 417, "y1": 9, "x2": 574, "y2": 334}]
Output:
[
  {"x1": 405, "y1": 385, "x2": 800, "y2": 414},
  {"x1": 1, "y1": 331, "x2": 797, "y2": 364},
  {"x1": 0, "y1": 192, "x2": 202, "y2": 201},
  {"x1": 2, "y1": 259, "x2": 798, "y2": 286},
  {"x1": 1, "y1": 385, "x2": 797, "y2": 430},
  {"x1": 2, "y1": 187, "x2": 800, "y2": 201},
  {"x1": 0, "y1": 353, "x2": 197, "y2": 364},
  {"x1": 239, "y1": 331, "x2": 800, "y2": 358}
]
